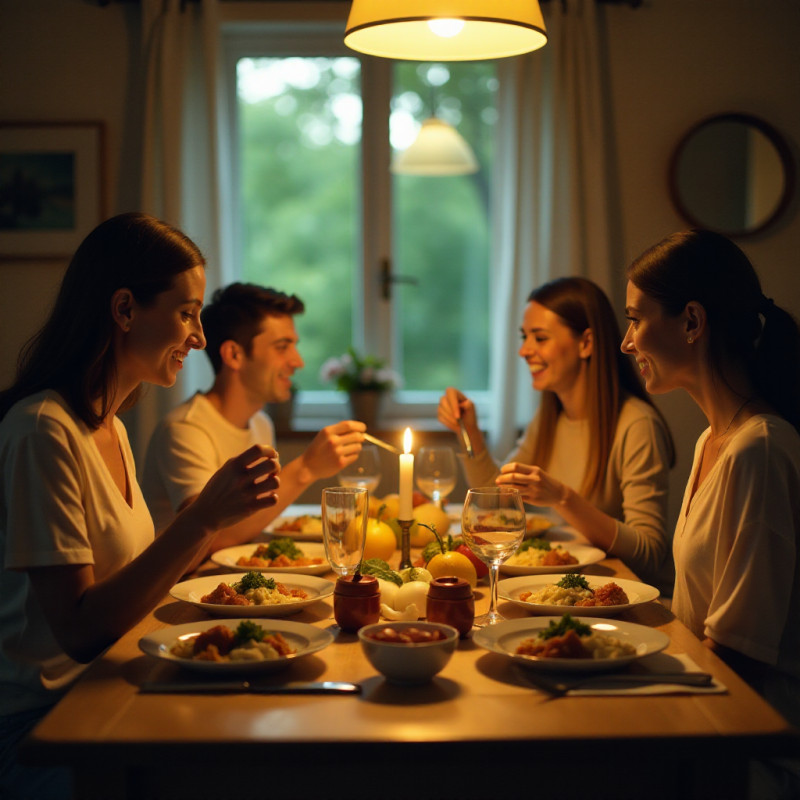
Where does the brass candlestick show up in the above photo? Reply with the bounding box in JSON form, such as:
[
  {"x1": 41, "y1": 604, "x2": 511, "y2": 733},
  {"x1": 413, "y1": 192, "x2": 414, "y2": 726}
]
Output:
[{"x1": 398, "y1": 518, "x2": 414, "y2": 570}]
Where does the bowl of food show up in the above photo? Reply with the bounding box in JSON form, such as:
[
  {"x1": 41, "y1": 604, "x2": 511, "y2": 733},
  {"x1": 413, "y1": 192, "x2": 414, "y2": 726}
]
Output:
[{"x1": 358, "y1": 621, "x2": 459, "y2": 685}]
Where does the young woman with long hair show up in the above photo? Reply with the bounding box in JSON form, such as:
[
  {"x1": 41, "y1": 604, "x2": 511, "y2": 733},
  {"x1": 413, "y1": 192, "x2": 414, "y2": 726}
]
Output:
[
  {"x1": 439, "y1": 276, "x2": 674, "y2": 585},
  {"x1": 0, "y1": 213, "x2": 280, "y2": 798}
]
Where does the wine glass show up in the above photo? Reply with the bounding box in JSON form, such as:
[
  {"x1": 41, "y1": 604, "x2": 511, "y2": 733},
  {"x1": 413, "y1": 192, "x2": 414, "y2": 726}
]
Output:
[
  {"x1": 461, "y1": 486, "x2": 526, "y2": 627},
  {"x1": 416, "y1": 446, "x2": 457, "y2": 508},
  {"x1": 321, "y1": 487, "x2": 369, "y2": 578},
  {"x1": 338, "y1": 444, "x2": 382, "y2": 494}
]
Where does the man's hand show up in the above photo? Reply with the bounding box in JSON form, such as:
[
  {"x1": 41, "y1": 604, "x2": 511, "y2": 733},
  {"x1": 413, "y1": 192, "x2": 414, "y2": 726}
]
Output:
[{"x1": 300, "y1": 420, "x2": 367, "y2": 481}]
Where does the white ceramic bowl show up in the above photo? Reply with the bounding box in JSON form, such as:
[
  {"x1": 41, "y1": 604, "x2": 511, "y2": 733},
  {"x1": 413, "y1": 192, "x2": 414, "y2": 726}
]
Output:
[{"x1": 358, "y1": 621, "x2": 459, "y2": 685}]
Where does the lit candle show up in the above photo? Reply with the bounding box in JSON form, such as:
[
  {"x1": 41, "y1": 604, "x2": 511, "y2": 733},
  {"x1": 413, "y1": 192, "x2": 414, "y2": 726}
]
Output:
[{"x1": 399, "y1": 427, "x2": 414, "y2": 520}]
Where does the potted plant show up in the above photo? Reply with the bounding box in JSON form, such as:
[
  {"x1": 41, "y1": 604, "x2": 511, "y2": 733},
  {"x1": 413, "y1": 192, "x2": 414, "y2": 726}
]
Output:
[{"x1": 319, "y1": 347, "x2": 402, "y2": 428}]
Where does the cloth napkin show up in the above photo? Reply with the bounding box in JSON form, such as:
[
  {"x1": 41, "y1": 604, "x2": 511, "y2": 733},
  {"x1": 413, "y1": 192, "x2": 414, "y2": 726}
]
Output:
[{"x1": 559, "y1": 653, "x2": 727, "y2": 696}]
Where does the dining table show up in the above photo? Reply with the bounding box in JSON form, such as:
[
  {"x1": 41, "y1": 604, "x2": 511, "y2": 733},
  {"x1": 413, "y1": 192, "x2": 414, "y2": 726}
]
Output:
[{"x1": 21, "y1": 505, "x2": 798, "y2": 800}]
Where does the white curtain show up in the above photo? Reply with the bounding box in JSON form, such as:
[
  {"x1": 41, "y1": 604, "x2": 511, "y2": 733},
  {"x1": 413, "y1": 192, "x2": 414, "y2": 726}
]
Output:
[
  {"x1": 125, "y1": 0, "x2": 230, "y2": 464},
  {"x1": 488, "y1": 0, "x2": 617, "y2": 457}
]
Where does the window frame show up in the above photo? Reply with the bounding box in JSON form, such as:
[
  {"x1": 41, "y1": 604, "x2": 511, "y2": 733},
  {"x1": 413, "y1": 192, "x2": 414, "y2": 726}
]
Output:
[{"x1": 220, "y1": 20, "x2": 493, "y2": 427}]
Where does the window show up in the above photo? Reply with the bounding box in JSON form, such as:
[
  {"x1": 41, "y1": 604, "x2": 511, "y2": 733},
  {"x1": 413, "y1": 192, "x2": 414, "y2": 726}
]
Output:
[{"x1": 223, "y1": 25, "x2": 497, "y2": 422}]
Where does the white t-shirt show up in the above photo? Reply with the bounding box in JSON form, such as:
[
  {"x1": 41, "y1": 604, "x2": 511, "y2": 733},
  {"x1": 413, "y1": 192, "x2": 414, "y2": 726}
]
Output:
[
  {"x1": 141, "y1": 393, "x2": 275, "y2": 533},
  {"x1": 673, "y1": 414, "x2": 800, "y2": 726},
  {"x1": 0, "y1": 391, "x2": 154, "y2": 715}
]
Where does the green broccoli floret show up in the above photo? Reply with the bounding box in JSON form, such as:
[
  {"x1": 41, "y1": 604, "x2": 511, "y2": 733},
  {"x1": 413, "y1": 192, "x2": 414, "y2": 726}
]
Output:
[
  {"x1": 538, "y1": 613, "x2": 592, "y2": 640},
  {"x1": 556, "y1": 573, "x2": 590, "y2": 590},
  {"x1": 263, "y1": 537, "x2": 303, "y2": 561},
  {"x1": 233, "y1": 620, "x2": 268, "y2": 645},
  {"x1": 518, "y1": 537, "x2": 551, "y2": 553},
  {"x1": 233, "y1": 571, "x2": 276, "y2": 593}
]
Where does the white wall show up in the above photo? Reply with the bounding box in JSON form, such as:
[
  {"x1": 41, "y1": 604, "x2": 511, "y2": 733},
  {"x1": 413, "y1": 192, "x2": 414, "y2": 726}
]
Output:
[{"x1": 2, "y1": 0, "x2": 799, "y2": 526}]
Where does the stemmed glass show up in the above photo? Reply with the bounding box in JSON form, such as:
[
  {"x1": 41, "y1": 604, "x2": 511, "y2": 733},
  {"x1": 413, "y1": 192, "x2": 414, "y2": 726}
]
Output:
[
  {"x1": 337, "y1": 444, "x2": 382, "y2": 494},
  {"x1": 461, "y1": 486, "x2": 526, "y2": 627},
  {"x1": 321, "y1": 487, "x2": 369, "y2": 578},
  {"x1": 416, "y1": 446, "x2": 457, "y2": 508}
]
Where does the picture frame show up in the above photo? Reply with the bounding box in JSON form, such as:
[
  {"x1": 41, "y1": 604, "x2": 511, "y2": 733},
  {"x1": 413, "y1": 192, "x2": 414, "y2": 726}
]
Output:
[{"x1": 0, "y1": 121, "x2": 105, "y2": 260}]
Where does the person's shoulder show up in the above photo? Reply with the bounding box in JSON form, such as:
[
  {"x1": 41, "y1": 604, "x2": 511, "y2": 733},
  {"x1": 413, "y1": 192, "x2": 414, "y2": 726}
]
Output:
[
  {"x1": 618, "y1": 394, "x2": 663, "y2": 427},
  {"x1": 3, "y1": 390, "x2": 77, "y2": 430},
  {"x1": 159, "y1": 392, "x2": 211, "y2": 426},
  {"x1": 732, "y1": 414, "x2": 800, "y2": 461}
]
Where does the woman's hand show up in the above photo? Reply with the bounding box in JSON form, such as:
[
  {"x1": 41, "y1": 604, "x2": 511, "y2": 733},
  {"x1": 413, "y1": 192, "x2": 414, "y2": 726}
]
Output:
[
  {"x1": 496, "y1": 462, "x2": 568, "y2": 507},
  {"x1": 438, "y1": 387, "x2": 478, "y2": 434},
  {"x1": 187, "y1": 444, "x2": 280, "y2": 533}
]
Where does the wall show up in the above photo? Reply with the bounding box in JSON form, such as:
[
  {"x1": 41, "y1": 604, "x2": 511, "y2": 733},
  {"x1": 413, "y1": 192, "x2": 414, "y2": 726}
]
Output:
[{"x1": 1, "y1": 0, "x2": 799, "y2": 523}]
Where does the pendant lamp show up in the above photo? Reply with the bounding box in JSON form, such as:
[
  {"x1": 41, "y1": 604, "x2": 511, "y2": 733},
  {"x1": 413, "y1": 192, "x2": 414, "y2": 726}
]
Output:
[
  {"x1": 392, "y1": 117, "x2": 479, "y2": 176},
  {"x1": 344, "y1": 1, "x2": 547, "y2": 62}
]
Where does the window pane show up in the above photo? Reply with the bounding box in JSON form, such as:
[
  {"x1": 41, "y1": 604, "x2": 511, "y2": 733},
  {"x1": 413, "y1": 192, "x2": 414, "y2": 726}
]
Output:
[
  {"x1": 237, "y1": 56, "x2": 361, "y2": 391},
  {"x1": 391, "y1": 63, "x2": 496, "y2": 393}
]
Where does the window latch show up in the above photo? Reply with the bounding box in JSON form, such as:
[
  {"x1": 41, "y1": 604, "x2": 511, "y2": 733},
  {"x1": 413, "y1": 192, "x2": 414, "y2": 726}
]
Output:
[{"x1": 380, "y1": 258, "x2": 419, "y2": 300}]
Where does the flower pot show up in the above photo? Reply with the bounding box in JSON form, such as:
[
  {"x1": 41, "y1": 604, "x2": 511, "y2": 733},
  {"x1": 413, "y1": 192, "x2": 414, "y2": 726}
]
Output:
[{"x1": 348, "y1": 390, "x2": 383, "y2": 429}]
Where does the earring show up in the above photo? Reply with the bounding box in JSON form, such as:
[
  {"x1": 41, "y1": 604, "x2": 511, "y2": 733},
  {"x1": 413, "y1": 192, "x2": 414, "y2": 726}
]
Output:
[{"x1": 687, "y1": 337, "x2": 694, "y2": 344}]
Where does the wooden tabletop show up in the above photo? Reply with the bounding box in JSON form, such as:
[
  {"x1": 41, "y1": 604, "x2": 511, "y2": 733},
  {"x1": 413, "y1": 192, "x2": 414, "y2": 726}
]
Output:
[{"x1": 21, "y1": 525, "x2": 798, "y2": 800}]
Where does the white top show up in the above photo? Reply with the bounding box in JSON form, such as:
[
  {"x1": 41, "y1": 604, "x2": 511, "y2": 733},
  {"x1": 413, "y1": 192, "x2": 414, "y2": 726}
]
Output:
[
  {"x1": 0, "y1": 391, "x2": 154, "y2": 715},
  {"x1": 141, "y1": 393, "x2": 275, "y2": 533},
  {"x1": 462, "y1": 395, "x2": 672, "y2": 585}
]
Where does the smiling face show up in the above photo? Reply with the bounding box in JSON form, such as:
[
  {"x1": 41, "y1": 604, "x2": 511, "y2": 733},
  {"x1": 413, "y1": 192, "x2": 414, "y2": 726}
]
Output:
[
  {"x1": 238, "y1": 314, "x2": 305, "y2": 404},
  {"x1": 621, "y1": 281, "x2": 692, "y2": 395},
  {"x1": 518, "y1": 301, "x2": 590, "y2": 398},
  {"x1": 122, "y1": 264, "x2": 207, "y2": 388}
]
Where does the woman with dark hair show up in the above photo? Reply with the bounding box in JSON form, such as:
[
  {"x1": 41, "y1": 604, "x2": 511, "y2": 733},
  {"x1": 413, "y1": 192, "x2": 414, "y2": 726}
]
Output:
[
  {"x1": 622, "y1": 229, "x2": 800, "y2": 796},
  {"x1": 439, "y1": 277, "x2": 674, "y2": 585},
  {"x1": 0, "y1": 213, "x2": 280, "y2": 798}
]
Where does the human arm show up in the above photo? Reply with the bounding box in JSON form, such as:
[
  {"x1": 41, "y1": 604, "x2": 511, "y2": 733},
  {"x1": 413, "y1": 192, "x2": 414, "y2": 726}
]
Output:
[
  {"x1": 24, "y1": 443, "x2": 280, "y2": 663},
  {"x1": 180, "y1": 420, "x2": 367, "y2": 561},
  {"x1": 496, "y1": 407, "x2": 672, "y2": 581}
]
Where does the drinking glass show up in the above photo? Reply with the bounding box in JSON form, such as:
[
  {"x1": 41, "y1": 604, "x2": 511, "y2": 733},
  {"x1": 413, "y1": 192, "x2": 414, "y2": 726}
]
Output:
[
  {"x1": 338, "y1": 444, "x2": 382, "y2": 494},
  {"x1": 416, "y1": 446, "x2": 457, "y2": 508},
  {"x1": 461, "y1": 486, "x2": 526, "y2": 627},
  {"x1": 321, "y1": 487, "x2": 369, "y2": 578}
]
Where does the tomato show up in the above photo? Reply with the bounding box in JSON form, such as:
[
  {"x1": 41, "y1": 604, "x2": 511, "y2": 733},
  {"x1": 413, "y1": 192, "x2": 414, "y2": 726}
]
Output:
[
  {"x1": 363, "y1": 518, "x2": 397, "y2": 561},
  {"x1": 455, "y1": 544, "x2": 489, "y2": 579},
  {"x1": 427, "y1": 551, "x2": 478, "y2": 588}
]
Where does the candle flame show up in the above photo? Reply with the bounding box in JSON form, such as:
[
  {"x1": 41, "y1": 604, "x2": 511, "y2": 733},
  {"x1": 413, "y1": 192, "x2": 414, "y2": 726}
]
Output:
[{"x1": 403, "y1": 427, "x2": 412, "y2": 454}]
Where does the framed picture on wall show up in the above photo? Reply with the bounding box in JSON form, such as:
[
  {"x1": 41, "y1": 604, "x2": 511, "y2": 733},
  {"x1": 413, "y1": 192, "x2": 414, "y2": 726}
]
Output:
[{"x1": 0, "y1": 121, "x2": 105, "y2": 260}]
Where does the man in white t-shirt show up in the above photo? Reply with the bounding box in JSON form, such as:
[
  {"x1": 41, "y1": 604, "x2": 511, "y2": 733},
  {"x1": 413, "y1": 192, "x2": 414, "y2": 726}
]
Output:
[{"x1": 142, "y1": 283, "x2": 365, "y2": 569}]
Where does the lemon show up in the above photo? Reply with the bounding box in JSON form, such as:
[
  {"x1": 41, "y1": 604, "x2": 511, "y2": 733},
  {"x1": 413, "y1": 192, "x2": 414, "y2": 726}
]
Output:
[
  {"x1": 410, "y1": 503, "x2": 451, "y2": 546},
  {"x1": 378, "y1": 493, "x2": 401, "y2": 521},
  {"x1": 427, "y1": 551, "x2": 478, "y2": 588},
  {"x1": 362, "y1": 518, "x2": 397, "y2": 561}
]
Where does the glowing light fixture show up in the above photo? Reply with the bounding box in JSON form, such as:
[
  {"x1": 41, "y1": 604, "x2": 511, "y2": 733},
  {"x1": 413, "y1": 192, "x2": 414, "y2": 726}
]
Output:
[
  {"x1": 392, "y1": 117, "x2": 478, "y2": 176},
  {"x1": 344, "y1": 1, "x2": 547, "y2": 61}
]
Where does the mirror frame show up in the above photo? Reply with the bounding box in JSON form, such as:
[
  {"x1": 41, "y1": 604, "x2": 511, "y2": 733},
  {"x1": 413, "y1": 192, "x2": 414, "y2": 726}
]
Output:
[{"x1": 669, "y1": 112, "x2": 795, "y2": 238}]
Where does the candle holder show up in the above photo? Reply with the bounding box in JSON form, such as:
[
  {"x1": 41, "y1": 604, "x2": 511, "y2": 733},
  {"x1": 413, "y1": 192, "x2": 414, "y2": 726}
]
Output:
[{"x1": 398, "y1": 518, "x2": 414, "y2": 570}]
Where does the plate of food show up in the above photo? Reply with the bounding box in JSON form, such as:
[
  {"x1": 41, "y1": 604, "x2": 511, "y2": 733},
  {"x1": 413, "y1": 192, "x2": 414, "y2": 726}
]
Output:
[
  {"x1": 211, "y1": 539, "x2": 329, "y2": 575},
  {"x1": 500, "y1": 540, "x2": 606, "y2": 575},
  {"x1": 498, "y1": 574, "x2": 659, "y2": 616},
  {"x1": 445, "y1": 505, "x2": 556, "y2": 538},
  {"x1": 473, "y1": 614, "x2": 669, "y2": 673},
  {"x1": 139, "y1": 617, "x2": 334, "y2": 674},
  {"x1": 266, "y1": 513, "x2": 323, "y2": 541},
  {"x1": 169, "y1": 571, "x2": 334, "y2": 617}
]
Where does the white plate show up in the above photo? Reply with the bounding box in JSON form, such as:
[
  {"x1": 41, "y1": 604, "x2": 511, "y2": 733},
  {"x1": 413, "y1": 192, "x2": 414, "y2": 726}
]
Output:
[
  {"x1": 210, "y1": 542, "x2": 330, "y2": 575},
  {"x1": 265, "y1": 512, "x2": 324, "y2": 542},
  {"x1": 474, "y1": 616, "x2": 669, "y2": 673},
  {"x1": 139, "y1": 618, "x2": 334, "y2": 674},
  {"x1": 169, "y1": 573, "x2": 334, "y2": 617},
  {"x1": 499, "y1": 544, "x2": 606, "y2": 576},
  {"x1": 498, "y1": 575, "x2": 659, "y2": 617}
]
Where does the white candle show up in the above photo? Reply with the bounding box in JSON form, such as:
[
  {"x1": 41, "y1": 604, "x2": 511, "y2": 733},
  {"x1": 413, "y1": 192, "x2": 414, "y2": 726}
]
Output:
[{"x1": 399, "y1": 427, "x2": 414, "y2": 520}]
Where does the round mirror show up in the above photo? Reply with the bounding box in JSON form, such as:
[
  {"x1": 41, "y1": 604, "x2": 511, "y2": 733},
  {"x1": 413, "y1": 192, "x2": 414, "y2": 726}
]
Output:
[{"x1": 669, "y1": 113, "x2": 795, "y2": 238}]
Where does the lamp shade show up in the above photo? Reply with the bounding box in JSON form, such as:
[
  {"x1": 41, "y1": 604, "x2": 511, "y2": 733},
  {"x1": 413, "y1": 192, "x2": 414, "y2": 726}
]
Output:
[
  {"x1": 392, "y1": 117, "x2": 479, "y2": 176},
  {"x1": 344, "y1": 0, "x2": 547, "y2": 61}
]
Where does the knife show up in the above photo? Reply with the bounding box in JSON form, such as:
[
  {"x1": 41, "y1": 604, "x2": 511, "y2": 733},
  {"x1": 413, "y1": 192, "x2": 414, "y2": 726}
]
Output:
[
  {"x1": 520, "y1": 670, "x2": 713, "y2": 697},
  {"x1": 140, "y1": 680, "x2": 361, "y2": 695},
  {"x1": 458, "y1": 417, "x2": 474, "y2": 458}
]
